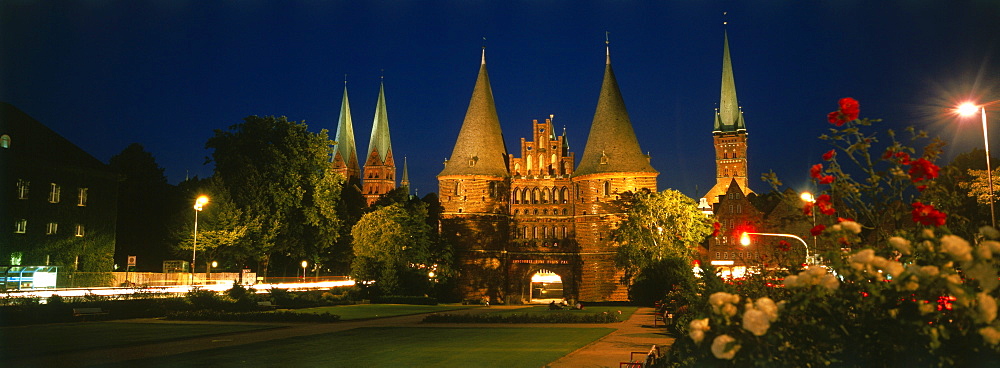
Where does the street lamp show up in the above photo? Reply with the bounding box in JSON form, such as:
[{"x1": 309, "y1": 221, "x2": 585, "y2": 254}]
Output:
[
  {"x1": 958, "y1": 102, "x2": 995, "y2": 228},
  {"x1": 800, "y1": 192, "x2": 818, "y2": 251},
  {"x1": 741, "y1": 231, "x2": 814, "y2": 265},
  {"x1": 301, "y1": 260, "x2": 308, "y2": 281},
  {"x1": 191, "y1": 195, "x2": 209, "y2": 286}
]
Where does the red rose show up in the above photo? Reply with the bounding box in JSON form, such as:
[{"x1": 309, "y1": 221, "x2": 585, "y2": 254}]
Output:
[
  {"x1": 810, "y1": 163, "x2": 824, "y2": 179},
  {"x1": 908, "y1": 158, "x2": 939, "y2": 182},
  {"x1": 895, "y1": 152, "x2": 911, "y2": 165},
  {"x1": 839, "y1": 97, "x2": 860, "y2": 120},
  {"x1": 823, "y1": 150, "x2": 836, "y2": 161},
  {"x1": 803, "y1": 202, "x2": 814, "y2": 216},
  {"x1": 912, "y1": 202, "x2": 947, "y2": 226},
  {"x1": 816, "y1": 194, "x2": 835, "y2": 215},
  {"x1": 777, "y1": 240, "x2": 791, "y2": 252},
  {"x1": 828, "y1": 111, "x2": 847, "y2": 126},
  {"x1": 917, "y1": 185, "x2": 927, "y2": 192},
  {"x1": 819, "y1": 175, "x2": 835, "y2": 184},
  {"x1": 810, "y1": 224, "x2": 826, "y2": 236},
  {"x1": 882, "y1": 149, "x2": 894, "y2": 160},
  {"x1": 837, "y1": 217, "x2": 854, "y2": 223}
]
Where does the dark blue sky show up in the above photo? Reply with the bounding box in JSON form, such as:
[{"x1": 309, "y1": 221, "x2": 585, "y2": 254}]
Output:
[{"x1": 3, "y1": 1, "x2": 999, "y2": 199}]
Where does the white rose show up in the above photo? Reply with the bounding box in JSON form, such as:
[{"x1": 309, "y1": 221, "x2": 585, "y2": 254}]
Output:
[
  {"x1": 985, "y1": 240, "x2": 1000, "y2": 255},
  {"x1": 980, "y1": 226, "x2": 1000, "y2": 239},
  {"x1": 976, "y1": 244, "x2": 993, "y2": 259},
  {"x1": 755, "y1": 297, "x2": 779, "y2": 322},
  {"x1": 940, "y1": 235, "x2": 973, "y2": 262},
  {"x1": 883, "y1": 261, "x2": 905, "y2": 278},
  {"x1": 690, "y1": 328, "x2": 705, "y2": 344},
  {"x1": 889, "y1": 236, "x2": 912, "y2": 255},
  {"x1": 820, "y1": 274, "x2": 840, "y2": 290},
  {"x1": 711, "y1": 334, "x2": 741, "y2": 360},
  {"x1": 709, "y1": 292, "x2": 730, "y2": 307},
  {"x1": 979, "y1": 326, "x2": 1000, "y2": 345},
  {"x1": 784, "y1": 275, "x2": 800, "y2": 288},
  {"x1": 977, "y1": 293, "x2": 997, "y2": 324},
  {"x1": 851, "y1": 249, "x2": 875, "y2": 265},
  {"x1": 721, "y1": 303, "x2": 738, "y2": 317},
  {"x1": 742, "y1": 309, "x2": 770, "y2": 336},
  {"x1": 918, "y1": 265, "x2": 940, "y2": 279},
  {"x1": 841, "y1": 221, "x2": 862, "y2": 234},
  {"x1": 919, "y1": 302, "x2": 936, "y2": 315}
]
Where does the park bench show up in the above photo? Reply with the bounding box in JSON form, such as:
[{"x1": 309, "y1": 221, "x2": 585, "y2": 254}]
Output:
[
  {"x1": 620, "y1": 345, "x2": 661, "y2": 368},
  {"x1": 72, "y1": 307, "x2": 108, "y2": 321}
]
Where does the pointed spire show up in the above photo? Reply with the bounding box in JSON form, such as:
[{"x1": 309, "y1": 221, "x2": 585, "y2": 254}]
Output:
[
  {"x1": 714, "y1": 30, "x2": 746, "y2": 133},
  {"x1": 575, "y1": 41, "x2": 657, "y2": 177},
  {"x1": 368, "y1": 80, "x2": 392, "y2": 163},
  {"x1": 334, "y1": 83, "x2": 360, "y2": 180},
  {"x1": 439, "y1": 49, "x2": 509, "y2": 178},
  {"x1": 401, "y1": 156, "x2": 411, "y2": 193},
  {"x1": 605, "y1": 31, "x2": 611, "y2": 65}
]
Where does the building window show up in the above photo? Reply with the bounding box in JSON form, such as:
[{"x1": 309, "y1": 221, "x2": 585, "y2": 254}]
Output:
[
  {"x1": 603, "y1": 181, "x2": 611, "y2": 196},
  {"x1": 15, "y1": 219, "x2": 27, "y2": 233},
  {"x1": 17, "y1": 179, "x2": 29, "y2": 199},
  {"x1": 49, "y1": 183, "x2": 61, "y2": 203},
  {"x1": 46, "y1": 222, "x2": 58, "y2": 235},
  {"x1": 0, "y1": 134, "x2": 9, "y2": 148},
  {"x1": 715, "y1": 251, "x2": 720, "y2": 259},
  {"x1": 78, "y1": 188, "x2": 88, "y2": 206},
  {"x1": 75, "y1": 224, "x2": 85, "y2": 237}
]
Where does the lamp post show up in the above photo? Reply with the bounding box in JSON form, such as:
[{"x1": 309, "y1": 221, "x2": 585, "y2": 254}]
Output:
[
  {"x1": 191, "y1": 195, "x2": 209, "y2": 286},
  {"x1": 958, "y1": 102, "x2": 995, "y2": 228},
  {"x1": 742, "y1": 231, "x2": 813, "y2": 265},
  {"x1": 301, "y1": 260, "x2": 308, "y2": 281},
  {"x1": 800, "y1": 192, "x2": 818, "y2": 252}
]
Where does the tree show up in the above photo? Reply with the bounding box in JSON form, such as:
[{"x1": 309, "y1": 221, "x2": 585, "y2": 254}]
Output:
[
  {"x1": 109, "y1": 143, "x2": 177, "y2": 271},
  {"x1": 205, "y1": 115, "x2": 343, "y2": 277},
  {"x1": 921, "y1": 148, "x2": 994, "y2": 239},
  {"x1": 612, "y1": 189, "x2": 715, "y2": 280},
  {"x1": 350, "y1": 201, "x2": 434, "y2": 295},
  {"x1": 172, "y1": 176, "x2": 260, "y2": 275}
]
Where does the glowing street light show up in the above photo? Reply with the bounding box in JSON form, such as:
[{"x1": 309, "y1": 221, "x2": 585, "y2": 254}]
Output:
[
  {"x1": 191, "y1": 195, "x2": 209, "y2": 286},
  {"x1": 301, "y1": 260, "x2": 308, "y2": 280},
  {"x1": 800, "y1": 191, "x2": 818, "y2": 251},
  {"x1": 957, "y1": 102, "x2": 995, "y2": 228},
  {"x1": 742, "y1": 231, "x2": 814, "y2": 265}
]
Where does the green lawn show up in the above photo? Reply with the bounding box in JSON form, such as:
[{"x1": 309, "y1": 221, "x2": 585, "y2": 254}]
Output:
[
  {"x1": 490, "y1": 305, "x2": 638, "y2": 320},
  {"x1": 99, "y1": 326, "x2": 614, "y2": 367},
  {"x1": 0, "y1": 322, "x2": 280, "y2": 359},
  {"x1": 293, "y1": 303, "x2": 477, "y2": 320}
]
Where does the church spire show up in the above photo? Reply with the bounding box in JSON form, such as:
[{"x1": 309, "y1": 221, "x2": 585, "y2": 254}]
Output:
[
  {"x1": 333, "y1": 82, "x2": 360, "y2": 183},
  {"x1": 401, "y1": 156, "x2": 410, "y2": 194},
  {"x1": 574, "y1": 40, "x2": 657, "y2": 177},
  {"x1": 368, "y1": 79, "x2": 392, "y2": 163},
  {"x1": 438, "y1": 48, "x2": 509, "y2": 178},
  {"x1": 714, "y1": 30, "x2": 746, "y2": 133}
]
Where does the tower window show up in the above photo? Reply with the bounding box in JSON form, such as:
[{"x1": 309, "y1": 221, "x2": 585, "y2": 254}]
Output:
[
  {"x1": 15, "y1": 219, "x2": 27, "y2": 233},
  {"x1": 75, "y1": 224, "x2": 85, "y2": 237},
  {"x1": 1, "y1": 134, "x2": 9, "y2": 148},
  {"x1": 46, "y1": 222, "x2": 58, "y2": 235}
]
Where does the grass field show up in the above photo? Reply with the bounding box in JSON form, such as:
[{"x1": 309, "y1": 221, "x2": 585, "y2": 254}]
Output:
[
  {"x1": 293, "y1": 303, "x2": 478, "y2": 320},
  {"x1": 0, "y1": 322, "x2": 280, "y2": 359},
  {"x1": 100, "y1": 326, "x2": 614, "y2": 367}
]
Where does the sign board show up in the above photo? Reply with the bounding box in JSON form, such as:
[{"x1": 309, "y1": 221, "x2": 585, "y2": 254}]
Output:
[{"x1": 127, "y1": 256, "x2": 137, "y2": 267}]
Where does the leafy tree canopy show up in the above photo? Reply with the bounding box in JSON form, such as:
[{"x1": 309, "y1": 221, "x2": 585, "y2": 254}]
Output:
[
  {"x1": 351, "y1": 201, "x2": 434, "y2": 295},
  {"x1": 612, "y1": 189, "x2": 715, "y2": 278}
]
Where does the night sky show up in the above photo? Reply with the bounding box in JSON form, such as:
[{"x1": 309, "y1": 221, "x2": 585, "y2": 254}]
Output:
[{"x1": 3, "y1": 1, "x2": 999, "y2": 200}]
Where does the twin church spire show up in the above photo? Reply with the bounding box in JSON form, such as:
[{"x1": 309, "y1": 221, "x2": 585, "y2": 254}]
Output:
[{"x1": 332, "y1": 78, "x2": 397, "y2": 206}]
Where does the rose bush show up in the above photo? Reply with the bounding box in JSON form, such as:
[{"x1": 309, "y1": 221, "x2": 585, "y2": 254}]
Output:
[{"x1": 659, "y1": 99, "x2": 1000, "y2": 367}]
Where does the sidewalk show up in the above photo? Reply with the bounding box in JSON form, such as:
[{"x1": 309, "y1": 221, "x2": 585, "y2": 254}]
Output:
[{"x1": 546, "y1": 307, "x2": 675, "y2": 368}]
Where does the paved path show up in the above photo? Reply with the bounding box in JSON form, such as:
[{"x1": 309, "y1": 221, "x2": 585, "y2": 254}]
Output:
[{"x1": 8, "y1": 306, "x2": 675, "y2": 367}]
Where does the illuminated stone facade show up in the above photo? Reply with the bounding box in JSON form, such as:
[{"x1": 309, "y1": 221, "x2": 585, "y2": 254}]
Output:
[{"x1": 438, "y1": 49, "x2": 657, "y2": 303}]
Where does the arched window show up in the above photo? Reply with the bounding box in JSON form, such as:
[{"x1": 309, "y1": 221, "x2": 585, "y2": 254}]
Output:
[
  {"x1": 538, "y1": 155, "x2": 544, "y2": 171},
  {"x1": 514, "y1": 163, "x2": 521, "y2": 176},
  {"x1": 562, "y1": 208, "x2": 568, "y2": 215},
  {"x1": 527, "y1": 154, "x2": 533, "y2": 171},
  {"x1": 561, "y1": 187, "x2": 569, "y2": 203},
  {"x1": 531, "y1": 188, "x2": 538, "y2": 204},
  {"x1": 541, "y1": 188, "x2": 548, "y2": 203},
  {"x1": 0, "y1": 134, "x2": 9, "y2": 149},
  {"x1": 603, "y1": 181, "x2": 611, "y2": 196},
  {"x1": 533, "y1": 227, "x2": 538, "y2": 239}
]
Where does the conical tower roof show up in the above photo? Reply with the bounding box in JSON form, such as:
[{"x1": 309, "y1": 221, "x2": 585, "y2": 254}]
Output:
[
  {"x1": 334, "y1": 84, "x2": 359, "y2": 172},
  {"x1": 714, "y1": 30, "x2": 746, "y2": 133},
  {"x1": 368, "y1": 81, "x2": 392, "y2": 163},
  {"x1": 574, "y1": 46, "x2": 657, "y2": 177},
  {"x1": 401, "y1": 156, "x2": 411, "y2": 192},
  {"x1": 438, "y1": 50, "x2": 509, "y2": 178}
]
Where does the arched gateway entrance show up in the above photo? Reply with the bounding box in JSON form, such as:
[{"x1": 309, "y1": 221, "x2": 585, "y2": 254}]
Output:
[{"x1": 530, "y1": 269, "x2": 563, "y2": 302}]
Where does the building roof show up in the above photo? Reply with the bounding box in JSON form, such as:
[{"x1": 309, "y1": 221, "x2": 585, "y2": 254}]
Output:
[
  {"x1": 574, "y1": 47, "x2": 657, "y2": 177},
  {"x1": 438, "y1": 50, "x2": 509, "y2": 178},
  {"x1": 333, "y1": 84, "x2": 359, "y2": 173},
  {"x1": 367, "y1": 81, "x2": 392, "y2": 164},
  {"x1": 0, "y1": 102, "x2": 111, "y2": 173},
  {"x1": 714, "y1": 30, "x2": 746, "y2": 133}
]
